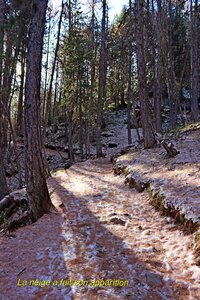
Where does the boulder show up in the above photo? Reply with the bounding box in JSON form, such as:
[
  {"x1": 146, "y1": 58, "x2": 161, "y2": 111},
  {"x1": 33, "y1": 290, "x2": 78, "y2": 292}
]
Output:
[{"x1": 108, "y1": 142, "x2": 118, "y2": 148}]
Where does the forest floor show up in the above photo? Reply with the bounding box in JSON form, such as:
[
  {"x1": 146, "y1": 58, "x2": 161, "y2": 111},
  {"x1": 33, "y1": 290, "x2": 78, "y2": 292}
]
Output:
[
  {"x1": 1, "y1": 157, "x2": 200, "y2": 299},
  {"x1": 1, "y1": 109, "x2": 200, "y2": 299}
]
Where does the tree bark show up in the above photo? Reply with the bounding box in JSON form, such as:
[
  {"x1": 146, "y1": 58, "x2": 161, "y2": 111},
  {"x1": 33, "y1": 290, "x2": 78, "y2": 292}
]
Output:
[
  {"x1": 190, "y1": 0, "x2": 199, "y2": 121},
  {"x1": 167, "y1": 0, "x2": 176, "y2": 129},
  {"x1": 45, "y1": 0, "x2": 64, "y2": 126},
  {"x1": 127, "y1": 0, "x2": 132, "y2": 144},
  {"x1": 86, "y1": 0, "x2": 96, "y2": 157},
  {"x1": 42, "y1": 10, "x2": 51, "y2": 122},
  {"x1": 135, "y1": 0, "x2": 155, "y2": 148},
  {"x1": 154, "y1": 0, "x2": 162, "y2": 132},
  {"x1": 24, "y1": 0, "x2": 53, "y2": 221},
  {"x1": 0, "y1": 0, "x2": 9, "y2": 200},
  {"x1": 96, "y1": 0, "x2": 107, "y2": 157}
]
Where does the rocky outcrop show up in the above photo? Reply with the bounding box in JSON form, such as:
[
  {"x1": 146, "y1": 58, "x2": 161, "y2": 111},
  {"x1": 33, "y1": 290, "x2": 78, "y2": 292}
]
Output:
[{"x1": 0, "y1": 189, "x2": 31, "y2": 231}]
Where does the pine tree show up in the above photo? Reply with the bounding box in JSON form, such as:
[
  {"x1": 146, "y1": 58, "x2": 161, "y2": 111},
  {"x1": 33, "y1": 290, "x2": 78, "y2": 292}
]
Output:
[{"x1": 24, "y1": 0, "x2": 53, "y2": 220}]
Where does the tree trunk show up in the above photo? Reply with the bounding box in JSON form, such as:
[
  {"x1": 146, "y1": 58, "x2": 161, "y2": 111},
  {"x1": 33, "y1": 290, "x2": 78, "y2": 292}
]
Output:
[
  {"x1": 0, "y1": 0, "x2": 9, "y2": 200},
  {"x1": 127, "y1": 0, "x2": 132, "y2": 145},
  {"x1": 67, "y1": 110, "x2": 74, "y2": 163},
  {"x1": 42, "y1": 11, "x2": 51, "y2": 122},
  {"x1": 167, "y1": 0, "x2": 176, "y2": 129},
  {"x1": 45, "y1": 0, "x2": 64, "y2": 126},
  {"x1": 77, "y1": 74, "x2": 84, "y2": 159},
  {"x1": 24, "y1": 0, "x2": 53, "y2": 221},
  {"x1": 52, "y1": 60, "x2": 59, "y2": 120},
  {"x1": 135, "y1": 0, "x2": 155, "y2": 148},
  {"x1": 17, "y1": 54, "x2": 26, "y2": 135},
  {"x1": 190, "y1": 0, "x2": 199, "y2": 121},
  {"x1": 87, "y1": 0, "x2": 96, "y2": 157},
  {"x1": 154, "y1": 0, "x2": 162, "y2": 132},
  {"x1": 96, "y1": 0, "x2": 107, "y2": 157}
]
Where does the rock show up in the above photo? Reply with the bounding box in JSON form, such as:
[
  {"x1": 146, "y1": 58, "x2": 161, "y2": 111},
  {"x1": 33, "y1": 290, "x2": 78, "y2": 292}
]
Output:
[
  {"x1": 135, "y1": 180, "x2": 147, "y2": 193},
  {"x1": 123, "y1": 213, "x2": 132, "y2": 219},
  {"x1": 108, "y1": 143, "x2": 118, "y2": 148},
  {"x1": 64, "y1": 162, "x2": 71, "y2": 169},
  {"x1": 124, "y1": 175, "x2": 136, "y2": 188},
  {"x1": 139, "y1": 247, "x2": 157, "y2": 253},
  {"x1": 124, "y1": 174, "x2": 149, "y2": 192},
  {"x1": 47, "y1": 155, "x2": 54, "y2": 161},
  {"x1": 113, "y1": 162, "x2": 128, "y2": 175},
  {"x1": 0, "y1": 189, "x2": 29, "y2": 230},
  {"x1": 101, "y1": 131, "x2": 113, "y2": 137},
  {"x1": 109, "y1": 217, "x2": 126, "y2": 226},
  {"x1": 110, "y1": 154, "x2": 121, "y2": 164},
  {"x1": 145, "y1": 271, "x2": 163, "y2": 287},
  {"x1": 120, "y1": 144, "x2": 139, "y2": 155}
]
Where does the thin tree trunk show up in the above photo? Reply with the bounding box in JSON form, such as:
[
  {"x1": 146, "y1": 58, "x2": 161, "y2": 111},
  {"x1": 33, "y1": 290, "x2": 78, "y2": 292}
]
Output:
[
  {"x1": 167, "y1": 0, "x2": 176, "y2": 129},
  {"x1": 87, "y1": 0, "x2": 96, "y2": 157},
  {"x1": 154, "y1": 0, "x2": 162, "y2": 132},
  {"x1": 2, "y1": 27, "x2": 23, "y2": 167},
  {"x1": 17, "y1": 54, "x2": 26, "y2": 135},
  {"x1": 0, "y1": 0, "x2": 8, "y2": 200},
  {"x1": 190, "y1": 0, "x2": 199, "y2": 121},
  {"x1": 127, "y1": 0, "x2": 132, "y2": 145},
  {"x1": 43, "y1": 12, "x2": 51, "y2": 122},
  {"x1": 45, "y1": 0, "x2": 64, "y2": 126},
  {"x1": 52, "y1": 61, "x2": 59, "y2": 120},
  {"x1": 96, "y1": 0, "x2": 107, "y2": 157},
  {"x1": 78, "y1": 83, "x2": 84, "y2": 159},
  {"x1": 67, "y1": 110, "x2": 74, "y2": 163},
  {"x1": 24, "y1": 0, "x2": 53, "y2": 221},
  {"x1": 135, "y1": 0, "x2": 155, "y2": 148},
  {"x1": 1, "y1": 101, "x2": 23, "y2": 187}
]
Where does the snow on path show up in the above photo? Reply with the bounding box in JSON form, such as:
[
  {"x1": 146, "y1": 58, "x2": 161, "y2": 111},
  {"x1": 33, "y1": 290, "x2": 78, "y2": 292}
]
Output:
[{"x1": 0, "y1": 158, "x2": 200, "y2": 299}]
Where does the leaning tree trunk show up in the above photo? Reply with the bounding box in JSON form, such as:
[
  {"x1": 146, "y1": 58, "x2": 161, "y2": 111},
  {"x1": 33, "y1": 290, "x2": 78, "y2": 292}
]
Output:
[
  {"x1": 24, "y1": 0, "x2": 53, "y2": 221},
  {"x1": 135, "y1": 0, "x2": 155, "y2": 148},
  {"x1": 0, "y1": 0, "x2": 8, "y2": 200}
]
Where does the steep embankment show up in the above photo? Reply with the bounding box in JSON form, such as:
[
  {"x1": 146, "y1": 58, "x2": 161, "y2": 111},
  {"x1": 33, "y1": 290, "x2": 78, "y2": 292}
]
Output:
[{"x1": 113, "y1": 123, "x2": 200, "y2": 266}]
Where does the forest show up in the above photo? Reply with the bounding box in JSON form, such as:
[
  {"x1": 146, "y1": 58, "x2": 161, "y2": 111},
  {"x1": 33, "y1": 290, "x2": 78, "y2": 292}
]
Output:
[{"x1": 0, "y1": 0, "x2": 200, "y2": 299}]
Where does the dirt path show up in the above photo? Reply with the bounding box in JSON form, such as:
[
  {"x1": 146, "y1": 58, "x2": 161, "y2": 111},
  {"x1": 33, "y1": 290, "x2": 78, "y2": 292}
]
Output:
[{"x1": 1, "y1": 158, "x2": 200, "y2": 300}]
